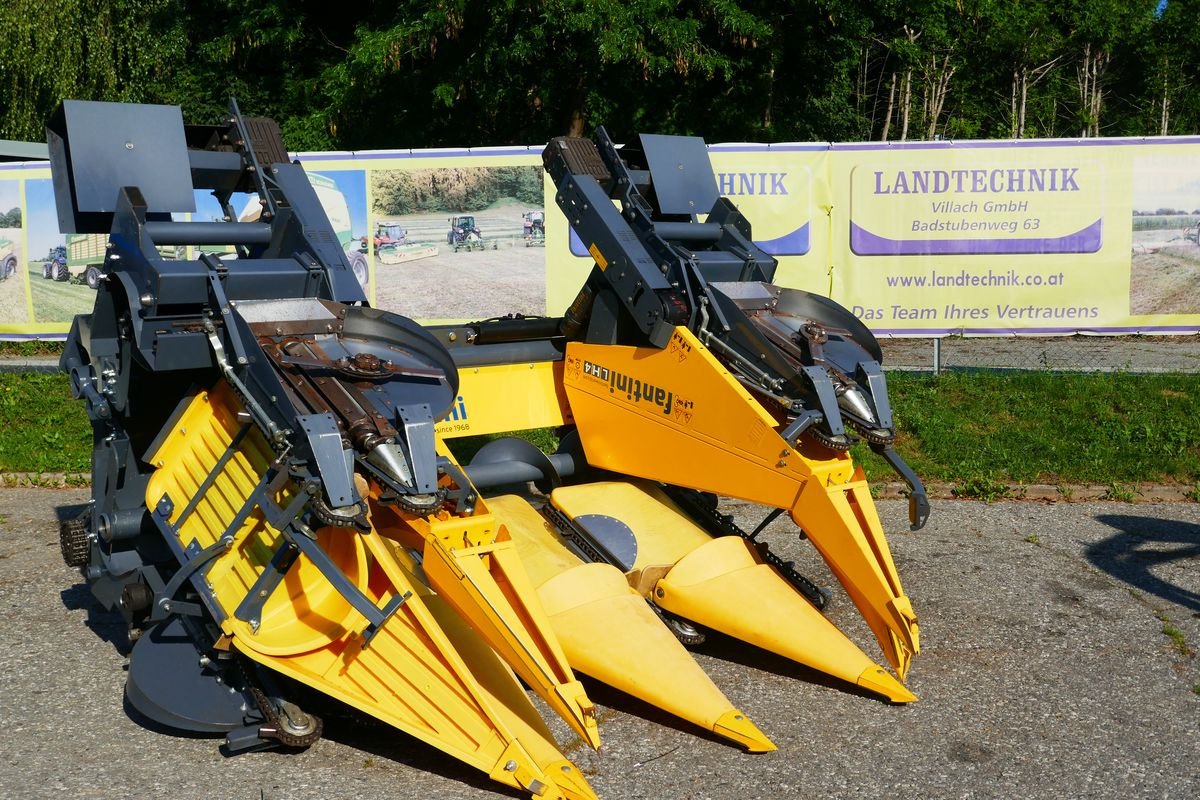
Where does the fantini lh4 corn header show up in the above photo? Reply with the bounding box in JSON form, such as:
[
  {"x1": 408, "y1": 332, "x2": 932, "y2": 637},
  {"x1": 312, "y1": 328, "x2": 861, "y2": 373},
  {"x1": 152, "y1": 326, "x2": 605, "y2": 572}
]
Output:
[{"x1": 54, "y1": 100, "x2": 929, "y2": 799}]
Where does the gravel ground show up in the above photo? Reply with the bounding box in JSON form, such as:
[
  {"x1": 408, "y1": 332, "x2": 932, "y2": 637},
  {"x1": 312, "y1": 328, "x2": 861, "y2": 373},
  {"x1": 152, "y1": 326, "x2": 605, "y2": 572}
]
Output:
[{"x1": 1, "y1": 488, "x2": 1198, "y2": 800}]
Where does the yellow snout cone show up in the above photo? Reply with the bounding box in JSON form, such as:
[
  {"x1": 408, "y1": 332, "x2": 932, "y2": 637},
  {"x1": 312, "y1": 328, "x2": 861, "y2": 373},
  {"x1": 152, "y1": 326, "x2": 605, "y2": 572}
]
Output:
[
  {"x1": 653, "y1": 536, "x2": 917, "y2": 704},
  {"x1": 548, "y1": 481, "x2": 915, "y2": 705},
  {"x1": 491, "y1": 495, "x2": 776, "y2": 752}
]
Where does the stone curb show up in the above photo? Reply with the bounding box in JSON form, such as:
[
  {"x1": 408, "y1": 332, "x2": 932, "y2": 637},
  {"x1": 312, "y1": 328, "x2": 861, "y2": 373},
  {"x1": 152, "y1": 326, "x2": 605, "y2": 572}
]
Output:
[{"x1": 872, "y1": 480, "x2": 1194, "y2": 503}]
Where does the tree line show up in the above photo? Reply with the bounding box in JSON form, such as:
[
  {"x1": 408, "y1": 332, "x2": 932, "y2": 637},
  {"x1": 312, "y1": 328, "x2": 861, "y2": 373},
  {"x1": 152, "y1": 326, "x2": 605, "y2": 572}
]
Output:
[{"x1": 1, "y1": 1, "x2": 1196, "y2": 150}]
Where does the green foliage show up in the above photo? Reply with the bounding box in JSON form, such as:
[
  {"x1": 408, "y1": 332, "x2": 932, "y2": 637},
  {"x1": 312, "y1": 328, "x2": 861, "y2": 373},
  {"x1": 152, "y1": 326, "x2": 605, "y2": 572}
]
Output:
[
  {"x1": 952, "y1": 476, "x2": 1012, "y2": 502},
  {"x1": 0, "y1": 340, "x2": 64, "y2": 358},
  {"x1": 1103, "y1": 483, "x2": 1138, "y2": 502},
  {"x1": 0, "y1": 208, "x2": 21, "y2": 227},
  {"x1": 0, "y1": 373, "x2": 91, "y2": 473},
  {"x1": 1157, "y1": 611, "x2": 1193, "y2": 656},
  {"x1": 2, "y1": 0, "x2": 1196, "y2": 148},
  {"x1": 0, "y1": 0, "x2": 187, "y2": 141}
]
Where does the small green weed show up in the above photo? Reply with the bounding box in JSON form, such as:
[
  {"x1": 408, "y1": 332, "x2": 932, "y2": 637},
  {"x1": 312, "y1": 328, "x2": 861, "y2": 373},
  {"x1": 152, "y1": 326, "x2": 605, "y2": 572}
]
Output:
[
  {"x1": 1055, "y1": 484, "x2": 1075, "y2": 501},
  {"x1": 1103, "y1": 483, "x2": 1138, "y2": 503},
  {"x1": 1157, "y1": 612, "x2": 1194, "y2": 657},
  {"x1": 1024, "y1": 533, "x2": 1041, "y2": 545},
  {"x1": 1187, "y1": 483, "x2": 1200, "y2": 503},
  {"x1": 952, "y1": 476, "x2": 1011, "y2": 502}
]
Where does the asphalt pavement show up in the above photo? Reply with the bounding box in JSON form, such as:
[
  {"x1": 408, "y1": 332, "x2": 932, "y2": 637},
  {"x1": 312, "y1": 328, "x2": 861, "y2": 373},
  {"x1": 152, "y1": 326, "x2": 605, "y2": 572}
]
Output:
[{"x1": 1, "y1": 488, "x2": 1197, "y2": 800}]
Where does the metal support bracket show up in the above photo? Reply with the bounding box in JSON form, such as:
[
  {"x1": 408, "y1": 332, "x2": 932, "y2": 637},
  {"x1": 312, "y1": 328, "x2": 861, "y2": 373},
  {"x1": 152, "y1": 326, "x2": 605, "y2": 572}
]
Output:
[
  {"x1": 281, "y1": 526, "x2": 411, "y2": 647},
  {"x1": 800, "y1": 366, "x2": 847, "y2": 436}
]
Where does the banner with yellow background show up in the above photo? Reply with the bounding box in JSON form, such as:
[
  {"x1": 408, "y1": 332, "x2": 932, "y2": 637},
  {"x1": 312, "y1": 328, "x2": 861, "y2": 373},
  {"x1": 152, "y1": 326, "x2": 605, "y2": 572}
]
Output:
[{"x1": 4, "y1": 136, "x2": 1200, "y2": 339}]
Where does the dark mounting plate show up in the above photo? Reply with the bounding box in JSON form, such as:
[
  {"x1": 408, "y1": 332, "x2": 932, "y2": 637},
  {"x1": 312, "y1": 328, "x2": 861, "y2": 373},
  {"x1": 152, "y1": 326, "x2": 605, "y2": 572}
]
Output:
[
  {"x1": 48, "y1": 100, "x2": 196, "y2": 233},
  {"x1": 638, "y1": 133, "x2": 719, "y2": 216}
]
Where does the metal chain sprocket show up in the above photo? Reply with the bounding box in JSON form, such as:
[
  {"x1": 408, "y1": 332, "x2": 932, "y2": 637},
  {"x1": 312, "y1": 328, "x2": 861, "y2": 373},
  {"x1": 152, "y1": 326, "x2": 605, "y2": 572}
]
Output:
[
  {"x1": 59, "y1": 514, "x2": 91, "y2": 569},
  {"x1": 247, "y1": 683, "x2": 324, "y2": 749},
  {"x1": 806, "y1": 426, "x2": 858, "y2": 452},
  {"x1": 846, "y1": 420, "x2": 895, "y2": 447},
  {"x1": 649, "y1": 602, "x2": 706, "y2": 645}
]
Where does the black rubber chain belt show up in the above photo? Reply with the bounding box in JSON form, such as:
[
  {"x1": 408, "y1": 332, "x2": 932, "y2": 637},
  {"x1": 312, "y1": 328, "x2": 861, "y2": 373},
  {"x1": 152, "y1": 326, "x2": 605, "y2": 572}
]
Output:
[{"x1": 662, "y1": 486, "x2": 828, "y2": 610}]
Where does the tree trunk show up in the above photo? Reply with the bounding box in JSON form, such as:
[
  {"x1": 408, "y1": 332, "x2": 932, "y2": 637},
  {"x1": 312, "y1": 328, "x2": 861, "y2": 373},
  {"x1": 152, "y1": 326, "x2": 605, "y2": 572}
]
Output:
[
  {"x1": 882, "y1": 72, "x2": 896, "y2": 141},
  {"x1": 926, "y1": 54, "x2": 955, "y2": 140},
  {"x1": 1010, "y1": 68, "x2": 1019, "y2": 138},
  {"x1": 1160, "y1": 67, "x2": 1171, "y2": 136},
  {"x1": 764, "y1": 60, "x2": 776, "y2": 131},
  {"x1": 565, "y1": 74, "x2": 587, "y2": 137},
  {"x1": 900, "y1": 68, "x2": 912, "y2": 141},
  {"x1": 1076, "y1": 43, "x2": 1109, "y2": 137},
  {"x1": 1018, "y1": 67, "x2": 1028, "y2": 139}
]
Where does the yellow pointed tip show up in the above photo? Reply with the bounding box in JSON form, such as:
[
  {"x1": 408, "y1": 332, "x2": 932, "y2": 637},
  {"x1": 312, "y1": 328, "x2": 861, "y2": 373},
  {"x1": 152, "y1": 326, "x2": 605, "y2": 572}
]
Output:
[
  {"x1": 713, "y1": 709, "x2": 776, "y2": 753},
  {"x1": 885, "y1": 626, "x2": 918, "y2": 682},
  {"x1": 555, "y1": 684, "x2": 602, "y2": 750},
  {"x1": 856, "y1": 666, "x2": 917, "y2": 704},
  {"x1": 540, "y1": 760, "x2": 601, "y2": 800}
]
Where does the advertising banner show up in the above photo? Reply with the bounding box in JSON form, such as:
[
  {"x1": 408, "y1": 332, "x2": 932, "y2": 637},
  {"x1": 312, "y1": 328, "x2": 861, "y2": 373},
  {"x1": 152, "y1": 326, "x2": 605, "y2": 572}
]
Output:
[
  {"x1": 4, "y1": 135, "x2": 1200, "y2": 339},
  {"x1": 830, "y1": 141, "x2": 1127, "y2": 334}
]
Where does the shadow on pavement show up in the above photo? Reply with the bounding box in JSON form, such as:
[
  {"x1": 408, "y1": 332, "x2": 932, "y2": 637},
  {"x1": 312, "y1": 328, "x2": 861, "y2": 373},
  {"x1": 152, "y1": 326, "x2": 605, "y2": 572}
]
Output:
[{"x1": 1089, "y1": 514, "x2": 1200, "y2": 612}]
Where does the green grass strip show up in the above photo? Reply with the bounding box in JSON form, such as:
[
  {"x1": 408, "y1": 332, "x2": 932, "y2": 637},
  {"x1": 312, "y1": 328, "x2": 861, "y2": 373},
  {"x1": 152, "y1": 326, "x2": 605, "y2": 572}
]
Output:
[
  {"x1": 4, "y1": 369, "x2": 1200, "y2": 487},
  {"x1": 852, "y1": 371, "x2": 1200, "y2": 485},
  {"x1": 0, "y1": 372, "x2": 92, "y2": 473}
]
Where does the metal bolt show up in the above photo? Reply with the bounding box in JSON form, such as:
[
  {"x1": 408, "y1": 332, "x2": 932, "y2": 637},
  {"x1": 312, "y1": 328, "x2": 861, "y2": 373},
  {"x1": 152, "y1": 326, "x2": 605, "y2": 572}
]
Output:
[
  {"x1": 504, "y1": 760, "x2": 517, "y2": 773},
  {"x1": 124, "y1": 141, "x2": 134, "y2": 150},
  {"x1": 656, "y1": 587, "x2": 665, "y2": 598}
]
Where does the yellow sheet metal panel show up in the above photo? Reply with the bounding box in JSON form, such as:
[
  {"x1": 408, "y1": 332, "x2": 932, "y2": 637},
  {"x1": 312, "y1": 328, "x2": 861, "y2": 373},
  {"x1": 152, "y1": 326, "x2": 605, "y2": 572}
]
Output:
[
  {"x1": 144, "y1": 382, "x2": 597, "y2": 800},
  {"x1": 792, "y1": 478, "x2": 919, "y2": 679},
  {"x1": 562, "y1": 328, "x2": 855, "y2": 508},
  {"x1": 485, "y1": 493, "x2": 580, "y2": 583},
  {"x1": 548, "y1": 480, "x2": 710, "y2": 571},
  {"x1": 435, "y1": 360, "x2": 572, "y2": 439},
  {"x1": 420, "y1": 530, "x2": 602, "y2": 750},
  {"x1": 563, "y1": 326, "x2": 918, "y2": 681}
]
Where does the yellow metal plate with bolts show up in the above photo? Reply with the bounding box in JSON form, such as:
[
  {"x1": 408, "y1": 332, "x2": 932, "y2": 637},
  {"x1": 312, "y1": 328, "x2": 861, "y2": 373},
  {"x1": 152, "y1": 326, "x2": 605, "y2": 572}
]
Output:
[{"x1": 549, "y1": 480, "x2": 710, "y2": 571}]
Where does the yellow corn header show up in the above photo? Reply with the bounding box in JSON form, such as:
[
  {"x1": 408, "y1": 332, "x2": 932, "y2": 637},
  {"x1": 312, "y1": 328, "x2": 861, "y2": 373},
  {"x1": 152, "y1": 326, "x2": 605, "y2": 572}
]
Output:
[{"x1": 53, "y1": 100, "x2": 928, "y2": 800}]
